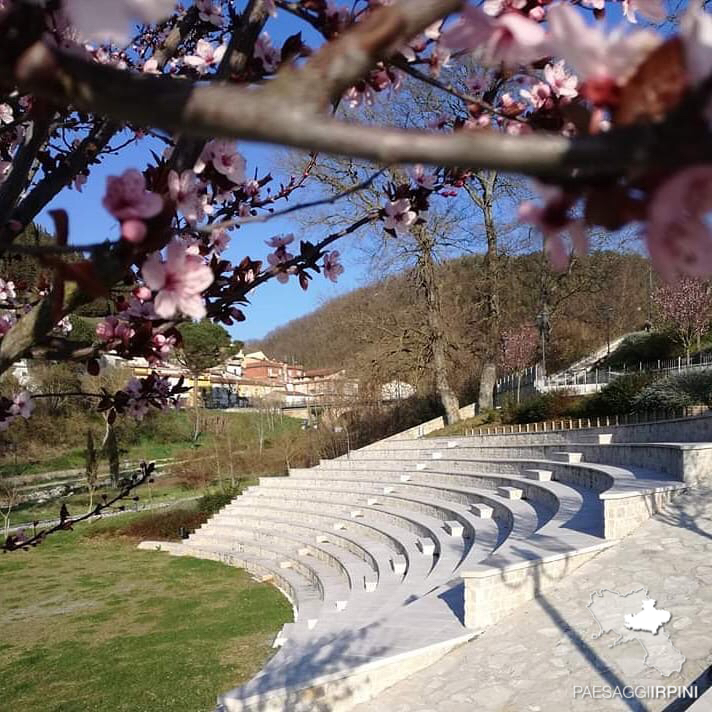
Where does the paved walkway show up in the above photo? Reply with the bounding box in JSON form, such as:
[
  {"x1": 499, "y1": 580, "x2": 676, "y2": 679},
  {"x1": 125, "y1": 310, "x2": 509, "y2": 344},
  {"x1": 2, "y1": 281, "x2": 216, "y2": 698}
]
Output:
[{"x1": 354, "y1": 486, "x2": 712, "y2": 712}]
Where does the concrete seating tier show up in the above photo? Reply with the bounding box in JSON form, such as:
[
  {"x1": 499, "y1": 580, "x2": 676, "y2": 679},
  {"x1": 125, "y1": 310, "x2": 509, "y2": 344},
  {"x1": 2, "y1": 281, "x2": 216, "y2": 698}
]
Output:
[{"x1": 145, "y1": 419, "x2": 708, "y2": 712}]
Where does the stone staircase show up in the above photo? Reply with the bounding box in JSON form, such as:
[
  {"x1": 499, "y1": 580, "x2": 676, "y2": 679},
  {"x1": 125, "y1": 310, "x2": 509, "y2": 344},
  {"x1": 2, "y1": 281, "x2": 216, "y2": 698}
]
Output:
[{"x1": 142, "y1": 417, "x2": 712, "y2": 711}]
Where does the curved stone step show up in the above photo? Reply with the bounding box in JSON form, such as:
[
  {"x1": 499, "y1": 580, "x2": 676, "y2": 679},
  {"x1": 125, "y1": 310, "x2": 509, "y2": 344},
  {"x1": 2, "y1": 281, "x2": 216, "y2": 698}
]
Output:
[{"x1": 235, "y1": 489, "x2": 465, "y2": 583}]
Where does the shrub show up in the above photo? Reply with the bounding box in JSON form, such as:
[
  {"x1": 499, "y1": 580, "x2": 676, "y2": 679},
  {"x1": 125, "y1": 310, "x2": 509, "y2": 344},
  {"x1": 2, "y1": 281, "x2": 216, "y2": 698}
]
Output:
[
  {"x1": 197, "y1": 489, "x2": 239, "y2": 516},
  {"x1": 583, "y1": 373, "x2": 656, "y2": 416},
  {"x1": 632, "y1": 369, "x2": 712, "y2": 411},
  {"x1": 506, "y1": 391, "x2": 580, "y2": 424},
  {"x1": 604, "y1": 332, "x2": 678, "y2": 368},
  {"x1": 100, "y1": 508, "x2": 207, "y2": 541}
]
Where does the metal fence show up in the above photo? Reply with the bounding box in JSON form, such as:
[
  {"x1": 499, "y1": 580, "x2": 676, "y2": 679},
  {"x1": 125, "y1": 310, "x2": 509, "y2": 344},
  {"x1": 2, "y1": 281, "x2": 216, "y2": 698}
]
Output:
[
  {"x1": 464, "y1": 405, "x2": 710, "y2": 436},
  {"x1": 496, "y1": 351, "x2": 712, "y2": 400}
]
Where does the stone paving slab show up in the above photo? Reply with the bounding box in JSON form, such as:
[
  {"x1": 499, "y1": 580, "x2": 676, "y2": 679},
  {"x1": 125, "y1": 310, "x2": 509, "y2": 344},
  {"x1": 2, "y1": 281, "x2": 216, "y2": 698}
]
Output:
[{"x1": 353, "y1": 487, "x2": 712, "y2": 712}]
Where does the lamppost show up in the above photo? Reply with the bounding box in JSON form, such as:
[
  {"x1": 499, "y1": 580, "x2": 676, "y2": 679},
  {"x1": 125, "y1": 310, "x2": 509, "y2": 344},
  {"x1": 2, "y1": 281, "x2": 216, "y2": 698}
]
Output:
[
  {"x1": 537, "y1": 305, "x2": 551, "y2": 378},
  {"x1": 602, "y1": 305, "x2": 614, "y2": 355}
]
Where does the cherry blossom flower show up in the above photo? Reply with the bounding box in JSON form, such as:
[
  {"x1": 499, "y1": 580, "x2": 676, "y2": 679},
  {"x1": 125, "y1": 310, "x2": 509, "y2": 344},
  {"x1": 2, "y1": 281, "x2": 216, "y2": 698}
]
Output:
[
  {"x1": 345, "y1": 84, "x2": 375, "y2": 109},
  {"x1": 141, "y1": 239, "x2": 215, "y2": 319},
  {"x1": 96, "y1": 316, "x2": 135, "y2": 344},
  {"x1": 323, "y1": 251, "x2": 344, "y2": 282},
  {"x1": 622, "y1": 0, "x2": 666, "y2": 24},
  {"x1": 168, "y1": 169, "x2": 205, "y2": 223},
  {"x1": 408, "y1": 164, "x2": 437, "y2": 190},
  {"x1": 645, "y1": 165, "x2": 712, "y2": 281},
  {"x1": 384, "y1": 199, "x2": 417, "y2": 235},
  {"x1": 152, "y1": 332, "x2": 177, "y2": 359},
  {"x1": 0, "y1": 162, "x2": 10, "y2": 184},
  {"x1": 102, "y1": 169, "x2": 163, "y2": 243},
  {"x1": 194, "y1": 139, "x2": 247, "y2": 184},
  {"x1": 63, "y1": 0, "x2": 178, "y2": 43},
  {"x1": 57, "y1": 316, "x2": 73, "y2": 335},
  {"x1": 265, "y1": 234, "x2": 295, "y2": 249},
  {"x1": 520, "y1": 82, "x2": 552, "y2": 110},
  {"x1": 142, "y1": 57, "x2": 160, "y2": 73},
  {"x1": 263, "y1": 0, "x2": 277, "y2": 17},
  {"x1": 184, "y1": 39, "x2": 227, "y2": 74},
  {"x1": 0, "y1": 103, "x2": 13, "y2": 124},
  {"x1": 195, "y1": 0, "x2": 224, "y2": 26},
  {"x1": 442, "y1": 6, "x2": 545, "y2": 67},
  {"x1": 545, "y1": 4, "x2": 661, "y2": 95},
  {"x1": 255, "y1": 33, "x2": 280, "y2": 73},
  {"x1": 0, "y1": 279, "x2": 16, "y2": 302},
  {"x1": 483, "y1": 0, "x2": 526, "y2": 16},
  {"x1": 543, "y1": 60, "x2": 578, "y2": 99},
  {"x1": 209, "y1": 229, "x2": 231, "y2": 253},
  {"x1": 11, "y1": 391, "x2": 34, "y2": 419},
  {"x1": 0, "y1": 314, "x2": 13, "y2": 337}
]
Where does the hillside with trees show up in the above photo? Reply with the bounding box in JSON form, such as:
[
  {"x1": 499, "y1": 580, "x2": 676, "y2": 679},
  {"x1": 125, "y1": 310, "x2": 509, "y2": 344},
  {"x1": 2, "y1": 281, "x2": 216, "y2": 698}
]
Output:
[{"x1": 252, "y1": 250, "x2": 653, "y2": 403}]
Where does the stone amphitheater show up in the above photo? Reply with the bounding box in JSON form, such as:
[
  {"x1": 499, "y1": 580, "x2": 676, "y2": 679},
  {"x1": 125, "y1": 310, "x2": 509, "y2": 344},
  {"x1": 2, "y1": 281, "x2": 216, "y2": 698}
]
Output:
[{"x1": 143, "y1": 410, "x2": 712, "y2": 711}]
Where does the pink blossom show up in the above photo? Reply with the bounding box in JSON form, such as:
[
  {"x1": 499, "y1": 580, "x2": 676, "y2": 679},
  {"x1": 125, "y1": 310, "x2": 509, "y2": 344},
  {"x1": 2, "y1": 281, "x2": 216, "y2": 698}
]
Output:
[
  {"x1": 483, "y1": 0, "x2": 526, "y2": 16},
  {"x1": 0, "y1": 162, "x2": 10, "y2": 184},
  {"x1": 265, "y1": 234, "x2": 295, "y2": 249},
  {"x1": 102, "y1": 169, "x2": 163, "y2": 243},
  {"x1": 96, "y1": 316, "x2": 135, "y2": 344},
  {"x1": 0, "y1": 103, "x2": 13, "y2": 124},
  {"x1": 408, "y1": 164, "x2": 437, "y2": 190},
  {"x1": 11, "y1": 391, "x2": 34, "y2": 419},
  {"x1": 543, "y1": 60, "x2": 578, "y2": 99},
  {"x1": 442, "y1": 7, "x2": 545, "y2": 67},
  {"x1": 323, "y1": 251, "x2": 344, "y2": 283},
  {"x1": 384, "y1": 199, "x2": 417, "y2": 235},
  {"x1": 0, "y1": 279, "x2": 16, "y2": 302},
  {"x1": 255, "y1": 33, "x2": 280, "y2": 73},
  {"x1": 210, "y1": 229, "x2": 231, "y2": 253},
  {"x1": 184, "y1": 39, "x2": 226, "y2": 74},
  {"x1": 545, "y1": 4, "x2": 660, "y2": 89},
  {"x1": 194, "y1": 139, "x2": 247, "y2": 185},
  {"x1": 152, "y1": 332, "x2": 176, "y2": 358},
  {"x1": 63, "y1": 0, "x2": 177, "y2": 43},
  {"x1": 168, "y1": 169, "x2": 205, "y2": 223},
  {"x1": 57, "y1": 316, "x2": 73, "y2": 335},
  {"x1": 133, "y1": 285, "x2": 152, "y2": 301},
  {"x1": 263, "y1": 0, "x2": 277, "y2": 17},
  {"x1": 141, "y1": 239, "x2": 215, "y2": 320},
  {"x1": 520, "y1": 81, "x2": 552, "y2": 110},
  {"x1": 195, "y1": 0, "x2": 224, "y2": 26},
  {"x1": 645, "y1": 165, "x2": 712, "y2": 281},
  {"x1": 0, "y1": 314, "x2": 13, "y2": 336},
  {"x1": 142, "y1": 57, "x2": 159, "y2": 73},
  {"x1": 73, "y1": 174, "x2": 87, "y2": 192},
  {"x1": 344, "y1": 84, "x2": 375, "y2": 109},
  {"x1": 622, "y1": 0, "x2": 666, "y2": 24}
]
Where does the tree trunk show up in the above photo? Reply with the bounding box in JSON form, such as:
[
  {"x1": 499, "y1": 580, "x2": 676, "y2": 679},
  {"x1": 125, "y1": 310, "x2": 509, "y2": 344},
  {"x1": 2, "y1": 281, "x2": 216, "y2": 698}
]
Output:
[
  {"x1": 414, "y1": 225, "x2": 460, "y2": 425},
  {"x1": 478, "y1": 363, "x2": 497, "y2": 411},
  {"x1": 476, "y1": 172, "x2": 501, "y2": 413},
  {"x1": 193, "y1": 374, "x2": 201, "y2": 441}
]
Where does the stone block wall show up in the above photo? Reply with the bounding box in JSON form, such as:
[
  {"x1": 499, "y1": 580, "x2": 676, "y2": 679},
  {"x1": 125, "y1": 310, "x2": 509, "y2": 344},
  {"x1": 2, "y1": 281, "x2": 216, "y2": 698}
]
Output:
[{"x1": 462, "y1": 546, "x2": 609, "y2": 629}]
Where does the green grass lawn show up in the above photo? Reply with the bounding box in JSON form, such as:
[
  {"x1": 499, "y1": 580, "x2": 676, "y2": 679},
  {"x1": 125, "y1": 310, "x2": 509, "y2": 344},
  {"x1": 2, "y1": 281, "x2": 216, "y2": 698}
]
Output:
[{"x1": 0, "y1": 518, "x2": 292, "y2": 712}]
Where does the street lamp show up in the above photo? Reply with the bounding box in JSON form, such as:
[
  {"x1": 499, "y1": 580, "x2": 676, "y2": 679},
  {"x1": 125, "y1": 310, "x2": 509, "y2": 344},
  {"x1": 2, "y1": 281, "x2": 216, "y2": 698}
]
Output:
[
  {"x1": 537, "y1": 305, "x2": 551, "y2": 378},
  {"x1": 602, "y1": 305, "x2": 614, "y2": 356}
]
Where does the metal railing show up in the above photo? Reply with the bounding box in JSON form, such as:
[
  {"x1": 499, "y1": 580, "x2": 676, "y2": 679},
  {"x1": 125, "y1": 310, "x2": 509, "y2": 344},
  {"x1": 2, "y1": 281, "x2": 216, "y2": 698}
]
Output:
[{"x1": 464, "y1": 405, "x2": 710, "y2": 436}]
